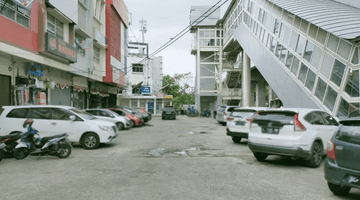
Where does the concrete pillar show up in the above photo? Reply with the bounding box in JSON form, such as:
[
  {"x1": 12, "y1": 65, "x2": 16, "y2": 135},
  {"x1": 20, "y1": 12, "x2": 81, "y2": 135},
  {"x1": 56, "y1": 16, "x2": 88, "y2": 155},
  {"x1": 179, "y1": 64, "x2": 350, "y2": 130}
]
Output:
[
  {"x1": 256, "y1": 79, "x2": 266, "y2": 107},
  {"x1": 196, "y1": 28, "x2": 201, "y2": 111},
  {"x1": 154, "y1": 100, "x2": 157, "y2": 115},
  {"x1": 268, "y1": 86, "x2": 272, "y2": 107},
  {"x1": 242, "y1": 52, "x2": 251, "y2": 107}
]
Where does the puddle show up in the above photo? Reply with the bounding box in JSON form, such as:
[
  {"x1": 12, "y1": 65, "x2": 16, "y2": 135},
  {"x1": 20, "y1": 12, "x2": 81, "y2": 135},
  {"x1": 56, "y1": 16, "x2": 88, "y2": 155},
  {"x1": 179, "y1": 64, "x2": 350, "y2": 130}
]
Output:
[
  {"x1": 175, "y1": 150, "x2": 188, "y2": 157},
  {"x1": 185, "y1": 131, "x2": 194, "y2": 135},
  {"x1": 200, "y1": 131, "x2": 210, "y2": 134},
  {"x1": 148, "y1": 148, "x2": 165, "y2": 157}
]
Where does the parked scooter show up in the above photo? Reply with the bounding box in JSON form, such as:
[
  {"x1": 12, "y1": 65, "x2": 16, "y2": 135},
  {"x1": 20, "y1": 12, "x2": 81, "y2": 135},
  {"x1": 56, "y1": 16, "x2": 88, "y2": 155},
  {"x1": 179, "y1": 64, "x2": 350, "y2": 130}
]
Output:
[
  {"x1": 0, "y1": 131, "x2": 24, "y2": 159},
  {"x1": 13, "y1": 119, "x2": 72, "y2": 160}
]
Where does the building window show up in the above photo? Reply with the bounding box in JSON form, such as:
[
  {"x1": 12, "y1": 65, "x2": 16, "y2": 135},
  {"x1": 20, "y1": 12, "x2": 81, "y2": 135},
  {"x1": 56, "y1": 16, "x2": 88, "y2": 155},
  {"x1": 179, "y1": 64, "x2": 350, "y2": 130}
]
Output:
[
  {"x1": 304, "y1": 40, "x2": 314, "y2": 62},
  {"x1": 0, "y1": 0, "x2": 30, "y2": 28},
  {"x1": 93, "y1": 46, "x2": 100, "y2": 64},
  {"x1": 330, "y1": 59, "x2": 346, "y2": 87},
  {"x1": 132, "y1": 64, "x2": 143, "y2": 73},
  {"x1": 47, "y1": 13, "x2": 64, "y2": 39},
  {"x1": 324, "y1": 86, "x2": 337, "y2": 111},
  {"x1": 295, "y1": 35, "x2": 306, "y2": 56},
  {"x1": 305, "y1": 69, "x2": 316, "y2": 91},
  {"x1": 345, "y1": 69, "x2": 359, "y2": 97},
  {"x1": 315, "y1": 78, "x2": 327, "y2": 101},
  {"x1": 298, "y1": 63, "x2": 308, "y2": 84},
  {"x1": 290, "y1": 56, "x2": 300, "y2": 76},
  {"x1": 285, "y1": 52, "x2": 294, "y2": 69},
  {"x1": 351, "y1": 47, "x2": 359, "y2": 65}
]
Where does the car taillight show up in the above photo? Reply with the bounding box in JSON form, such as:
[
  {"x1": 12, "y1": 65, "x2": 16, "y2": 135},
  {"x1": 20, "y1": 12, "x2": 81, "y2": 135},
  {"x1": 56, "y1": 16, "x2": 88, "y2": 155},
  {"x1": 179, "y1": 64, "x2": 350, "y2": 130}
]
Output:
[
  {"x1": 294, "y1": 113, "x2": 306, "y2": 131},
  {"x1": 227, "y1": 117, "x2": 234, "y2": 121},
  {"x1": 327, "y1": 140, "x2": 336, "y2": 160},
  {"x1": 247, "y1": 112, "x2": 258, "y2": 127}
]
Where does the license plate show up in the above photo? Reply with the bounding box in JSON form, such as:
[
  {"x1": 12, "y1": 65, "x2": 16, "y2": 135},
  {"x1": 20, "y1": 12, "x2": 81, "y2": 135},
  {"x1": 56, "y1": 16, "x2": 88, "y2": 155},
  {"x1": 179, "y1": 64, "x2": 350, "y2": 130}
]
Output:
[
  {"x1": 348, "y1": 176, "x2": 360, "y2": 185},
  {"x1": 261, "y1": 127, "x2": 279, "y2": 134},
  {"x1": 235, "y1": 121, "x2": 245, "y2": 126},
  {"x1": 0, "y1": 143, "x2": 6, "y2": 149}
]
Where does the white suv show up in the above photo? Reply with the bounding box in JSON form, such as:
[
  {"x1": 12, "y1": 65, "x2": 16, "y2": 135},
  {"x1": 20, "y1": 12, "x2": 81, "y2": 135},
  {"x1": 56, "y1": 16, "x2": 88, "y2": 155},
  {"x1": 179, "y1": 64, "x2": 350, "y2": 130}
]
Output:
[
  {"x1": 248, "y1": 108, "x2": 339, "y2": 168},
  {"x1": 0, "y1": 106, "x2": 118, "y2": 149},
  {"x1": 85, "y1": 109, "x2": 131, "y2": 130},
  {"x1": 226, "y1": 107, "x2": 268, "y2": 143}
]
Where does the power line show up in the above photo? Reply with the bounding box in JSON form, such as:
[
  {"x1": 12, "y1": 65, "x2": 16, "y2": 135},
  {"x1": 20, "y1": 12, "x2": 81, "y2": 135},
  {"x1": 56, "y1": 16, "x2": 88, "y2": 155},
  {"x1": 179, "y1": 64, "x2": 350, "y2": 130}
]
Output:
[
  {"x1": 114, "y1": 0, "x2": 228, "y2": 82},
  {"x1": 136, "y1": 0, "x2": 228, "y2": 65}
]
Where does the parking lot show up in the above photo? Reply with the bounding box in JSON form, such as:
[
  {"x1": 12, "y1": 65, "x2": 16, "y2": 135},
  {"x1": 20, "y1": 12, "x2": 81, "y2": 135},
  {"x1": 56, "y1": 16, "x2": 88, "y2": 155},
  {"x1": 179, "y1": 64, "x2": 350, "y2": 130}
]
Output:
[{"x1": 0, "y1": 115, "x2": 359, "y2": 200}]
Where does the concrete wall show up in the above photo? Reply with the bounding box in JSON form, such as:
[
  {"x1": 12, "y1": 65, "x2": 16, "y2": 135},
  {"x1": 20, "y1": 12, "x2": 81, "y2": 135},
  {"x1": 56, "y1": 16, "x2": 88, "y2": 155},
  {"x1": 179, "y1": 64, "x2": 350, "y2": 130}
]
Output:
[{"x1": 48, "y1": 0, "x2": 78, "y2": 24}]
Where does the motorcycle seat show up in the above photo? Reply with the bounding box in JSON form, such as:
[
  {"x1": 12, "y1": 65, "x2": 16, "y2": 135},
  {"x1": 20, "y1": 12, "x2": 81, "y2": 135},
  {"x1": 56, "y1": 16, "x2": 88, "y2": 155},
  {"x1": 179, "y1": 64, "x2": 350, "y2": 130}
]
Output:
[
  {"x1": 0, "y1": 132, "x2": 22, "y2": 140},
  {"x1": 41, "y1": 133, "x2": 68, "y2": 143}
]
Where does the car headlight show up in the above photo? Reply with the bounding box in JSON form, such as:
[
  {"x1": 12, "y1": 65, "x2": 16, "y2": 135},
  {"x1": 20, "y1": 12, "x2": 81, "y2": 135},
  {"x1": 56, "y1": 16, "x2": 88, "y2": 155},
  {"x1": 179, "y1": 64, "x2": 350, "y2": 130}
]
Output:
[{"x1": 99, "y1": 125, "x2": 113, "y2": 131}]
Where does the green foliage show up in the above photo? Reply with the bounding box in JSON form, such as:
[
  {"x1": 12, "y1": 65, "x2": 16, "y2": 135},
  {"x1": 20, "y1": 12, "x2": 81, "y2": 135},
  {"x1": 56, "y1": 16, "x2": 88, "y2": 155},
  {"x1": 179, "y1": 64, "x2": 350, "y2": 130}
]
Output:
[{"x1": 162, "y1": 73, "x2": 195, "y2": 107}]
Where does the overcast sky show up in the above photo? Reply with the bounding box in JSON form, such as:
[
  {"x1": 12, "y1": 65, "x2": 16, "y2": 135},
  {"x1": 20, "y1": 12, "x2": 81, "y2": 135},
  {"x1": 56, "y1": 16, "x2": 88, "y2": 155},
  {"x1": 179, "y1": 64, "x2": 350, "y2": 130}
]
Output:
[{"x1": 124, "y1": 0, "x2": 231, "y2": 80}]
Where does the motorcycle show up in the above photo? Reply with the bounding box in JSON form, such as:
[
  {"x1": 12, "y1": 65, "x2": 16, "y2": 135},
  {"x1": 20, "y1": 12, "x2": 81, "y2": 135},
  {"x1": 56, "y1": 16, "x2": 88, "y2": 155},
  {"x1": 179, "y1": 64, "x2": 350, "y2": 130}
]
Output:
[
  {"x1": 200, "y1": 110, "x2": 210, "y2": 118},
  {"x1": 13, "y1": 119, "x2": 72, "y2": 160},
  {"x1": 0, "y1": 132, "x2": 24, "y2": 159}
]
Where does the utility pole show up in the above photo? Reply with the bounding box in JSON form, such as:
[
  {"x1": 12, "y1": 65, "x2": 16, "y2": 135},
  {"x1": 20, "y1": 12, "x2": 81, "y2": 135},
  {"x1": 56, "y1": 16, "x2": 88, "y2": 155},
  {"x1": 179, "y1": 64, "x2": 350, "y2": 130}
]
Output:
[{"x1": 139, "y1": 19, "x2": 147, "y2": 43}]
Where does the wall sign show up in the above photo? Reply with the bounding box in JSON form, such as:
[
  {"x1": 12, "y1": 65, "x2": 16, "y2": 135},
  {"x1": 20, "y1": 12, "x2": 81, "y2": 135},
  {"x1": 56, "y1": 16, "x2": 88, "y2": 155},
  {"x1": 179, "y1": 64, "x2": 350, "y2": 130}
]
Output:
[
  {"x1": 45, "y1": 32, "x2": 77, "y2": 63},
  {"x1": 28, "y1": 62, "x2": 43, "y2": 77},
  {"x1": 141, "y1": 86, "x2": 150, "y2": 94},
  {"x1": 148, "y1": 102, "x2": 154, "y2": 109}
]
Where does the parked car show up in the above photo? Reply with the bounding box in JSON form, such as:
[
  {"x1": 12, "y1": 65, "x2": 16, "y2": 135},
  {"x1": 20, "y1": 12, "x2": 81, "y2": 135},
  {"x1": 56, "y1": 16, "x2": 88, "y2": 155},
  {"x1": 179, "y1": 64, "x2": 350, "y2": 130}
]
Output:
[
  {"x1": 115, "y1": 106, "x2": 149, "y2": 123},
  {"x1": 248, "y1": 108, "x2": 339, "y2": 168},
  {"x1": 0, "y1": 106, "x2": 118, "y2": 149},
  {"x1": 216, "y1": 105, "x2": 239, "y2": 125},
  {"x1": 325, "y1": 118, "x2": 360, "y2": 196},
  {"x1": 134, "y1": 107, "x2": 152, "y2": 120},
  {"x1": 162, "y1": 106, "x2": 176, "y2": 120},
  {"x1": 108, "y1": 108, "x2": 143, "y2": 127},
  {"x1": 226, "y1": 107, "x2": 267, "y2": 143},
  {"x1": 85, "y1": 109, "x2": 131, "y2": 130}
]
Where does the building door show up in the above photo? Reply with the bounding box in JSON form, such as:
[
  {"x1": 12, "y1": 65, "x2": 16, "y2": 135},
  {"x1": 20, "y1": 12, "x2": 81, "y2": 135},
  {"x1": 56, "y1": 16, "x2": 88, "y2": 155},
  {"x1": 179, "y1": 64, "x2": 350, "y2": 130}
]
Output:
[
  {"x1": 51, "y1": 87, "x2": 71, "y2": 106},
  {"x1": 0, "y1": 75, "x2": 11, "y2": 112}
]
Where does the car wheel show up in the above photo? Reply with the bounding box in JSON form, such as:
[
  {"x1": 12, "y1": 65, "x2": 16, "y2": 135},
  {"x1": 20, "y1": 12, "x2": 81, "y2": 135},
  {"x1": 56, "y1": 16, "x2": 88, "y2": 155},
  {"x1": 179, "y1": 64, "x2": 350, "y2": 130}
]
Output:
[
  {"x1": 327, "y1": 182, "x2": 351, "y2": 196},
  {"x1": 253, "y1": 152, "x2": 268, "y2": 161},
  {"x1": 116, "y1": 122, "x2": 124, "y2": 131},
  {"x1": 81, "y1": 133, "x2": 100, "y2": 149},
  {"x1": 307, "y1": 141, "x2": 323, "y2": 168},
  {"x1": 129, "y1": 120, "x2": 135, "y2": 128},
  {"x1": 57, "y1": 144, "x2": 72, "y2": 158},
  {"x1": 232, "y1": 137, "x2": 241, "y2": 143},
  {"x1": 13, "y1": 147, "x2": 29, "y2": 160}
]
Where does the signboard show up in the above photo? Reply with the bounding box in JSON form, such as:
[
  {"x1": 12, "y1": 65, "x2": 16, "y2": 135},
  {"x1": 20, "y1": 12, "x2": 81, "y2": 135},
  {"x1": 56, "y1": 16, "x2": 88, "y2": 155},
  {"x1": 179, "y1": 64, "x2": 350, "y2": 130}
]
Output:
[
  {"x1": 148, "y1": 102, "x2": 154, "y2": 109},
  {"x1": 45, "y1": 32, "x2": 77, "y2": 63},
  {"x1": 141, "y1": 87, "x2": 151, "y2": 94},
  {"x1": 156, "y1": 93, "x2": 165, "y2": 98},
  {"x1": 28, "y1": 62, "x2": 43, "y2": 77},
  {"x1": 165, "y1": 95, "x2": 173, "y2": 99}
]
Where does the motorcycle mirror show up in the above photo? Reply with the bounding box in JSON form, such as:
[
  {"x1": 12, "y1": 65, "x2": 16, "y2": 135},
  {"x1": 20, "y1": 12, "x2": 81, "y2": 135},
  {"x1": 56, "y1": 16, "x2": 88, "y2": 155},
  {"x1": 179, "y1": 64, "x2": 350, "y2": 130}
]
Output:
[{"x1": 69, "y1": 115, "x2": 76, "y2": 121}]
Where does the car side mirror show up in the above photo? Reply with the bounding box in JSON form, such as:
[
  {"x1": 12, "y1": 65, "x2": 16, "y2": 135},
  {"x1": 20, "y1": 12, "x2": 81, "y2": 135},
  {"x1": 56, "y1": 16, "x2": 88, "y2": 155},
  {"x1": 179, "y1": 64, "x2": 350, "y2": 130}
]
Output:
[{"x1": 69, "y1": 115, "x2": 76, "y2": 121}]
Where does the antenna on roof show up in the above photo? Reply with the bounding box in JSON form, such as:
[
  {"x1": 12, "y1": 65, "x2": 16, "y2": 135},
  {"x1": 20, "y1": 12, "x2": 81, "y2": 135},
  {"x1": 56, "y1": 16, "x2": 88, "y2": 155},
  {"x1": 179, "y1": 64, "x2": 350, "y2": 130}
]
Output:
[{"x1": 139, "y1": 19, "x2": 147, "y2": 43}]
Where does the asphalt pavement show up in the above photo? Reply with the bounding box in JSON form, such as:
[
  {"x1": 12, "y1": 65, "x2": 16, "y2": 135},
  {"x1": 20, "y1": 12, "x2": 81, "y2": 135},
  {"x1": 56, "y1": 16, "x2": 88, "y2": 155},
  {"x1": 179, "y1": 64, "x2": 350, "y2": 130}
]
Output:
[{"x1": 0, "y1": 115, "x2": 359, "y2": 200}]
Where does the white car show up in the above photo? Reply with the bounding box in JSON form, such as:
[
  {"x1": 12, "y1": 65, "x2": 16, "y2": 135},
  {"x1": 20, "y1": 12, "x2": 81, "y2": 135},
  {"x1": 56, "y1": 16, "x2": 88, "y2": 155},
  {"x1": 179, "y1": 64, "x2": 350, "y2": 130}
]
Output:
[
  {"x1": 85, "y1": 109, "x2": 131, "y2": 130},
  {"x1": 226, "y1": 107, "x2": 268, "y2": 143},
  {"x1": 248, "y1": 108, "x2": 339, "y2": 168},
  {"x1": 0, "y1": 105, "x2": 118, "y2": 149},
  {"x1": 216, "y1": 106, "x2": 239, "y2": 125}
]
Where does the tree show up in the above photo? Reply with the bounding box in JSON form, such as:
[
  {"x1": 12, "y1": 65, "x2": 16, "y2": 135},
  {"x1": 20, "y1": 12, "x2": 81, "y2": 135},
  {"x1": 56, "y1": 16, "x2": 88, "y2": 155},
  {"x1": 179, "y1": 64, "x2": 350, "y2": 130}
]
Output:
[{"x1": 162, "y1": 72, "x2": 195, "y2": 108}]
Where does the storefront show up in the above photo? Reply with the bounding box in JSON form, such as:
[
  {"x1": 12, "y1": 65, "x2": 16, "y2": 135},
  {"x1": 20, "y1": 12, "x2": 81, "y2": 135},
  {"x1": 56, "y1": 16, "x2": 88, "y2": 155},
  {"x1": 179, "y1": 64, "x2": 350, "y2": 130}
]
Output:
[
  {"x1": 72, "y1": 77, "x2": 89, "y2": 109},
  {"x1": 0, "y1": 74, "x2": 11, "y2": 109},
  {"x1": 89, "y1": 82, "x2": 119, "y2": 108}
]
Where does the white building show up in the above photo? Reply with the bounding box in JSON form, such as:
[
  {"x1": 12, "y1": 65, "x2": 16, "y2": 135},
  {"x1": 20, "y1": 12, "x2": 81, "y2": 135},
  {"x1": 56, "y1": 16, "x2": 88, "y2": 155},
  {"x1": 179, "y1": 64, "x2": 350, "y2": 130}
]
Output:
[{"x1": 117, "y1": 42, "x2": 169, "y2": 115}]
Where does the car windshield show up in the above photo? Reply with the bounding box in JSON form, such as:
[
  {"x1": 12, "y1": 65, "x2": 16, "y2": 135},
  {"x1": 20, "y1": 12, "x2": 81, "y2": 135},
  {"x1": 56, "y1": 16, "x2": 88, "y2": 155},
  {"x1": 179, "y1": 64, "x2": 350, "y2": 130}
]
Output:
[
  {"x1": 164, "y1": 107, "x2": 175, "y2": 111},
  {"x1": 69, "y1": 108, "x2": 96, "y2": 120},
  {"x1": 107, "y1": 110, "x2": 121, "y2": 117}
]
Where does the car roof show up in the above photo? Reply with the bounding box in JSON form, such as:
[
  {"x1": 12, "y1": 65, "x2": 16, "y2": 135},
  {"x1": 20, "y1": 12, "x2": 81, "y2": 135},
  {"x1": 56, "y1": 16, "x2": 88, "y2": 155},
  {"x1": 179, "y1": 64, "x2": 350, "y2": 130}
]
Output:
[
  {"x1": 257, "y1": 107, "x2": 323, "y2": 113},
  {"x1": 3, "y1": 105, "x2": 75, "y2": 109},
  {"x1": 233, "y1": 107, "x2": 269, "y2": 111}
]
